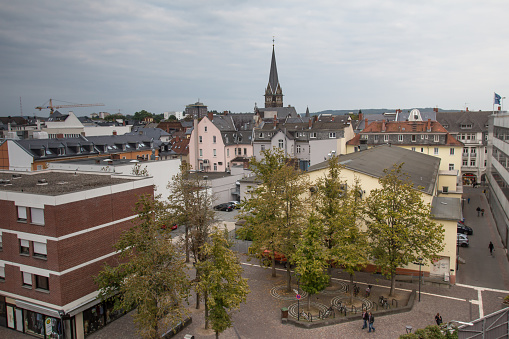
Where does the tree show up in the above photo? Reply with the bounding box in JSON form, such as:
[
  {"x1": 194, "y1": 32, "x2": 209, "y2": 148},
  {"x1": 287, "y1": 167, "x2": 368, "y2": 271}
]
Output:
[
  {"x1": 134, "y1": 110, "x2": 153, "y2": 121},
  {"x1": 313, "y1": 158, "x2": 369, "y2": 303},
  {"x1": 364, "y1": 163, "x2": 445, "y2": 296},
  {"x1": 240, "y1": 148, "x2": 309, "y2": 291},
  {"x1": 195, "y1": 227, "x2": 250, "y2": 338},
  {"x1": 294, "y1": 214, "x2": 329, "y2": 311},
  {"x1": 399, "y1": 325, "x2": 457, "y2": 339},
  {"x1": 167, "y1": 163, "x2": 216, "y2": 308},
  {"x1": 131, "y1": 163, "x2": 149, "y2": 176},
  {"x1": 95, "y1": 195, "x2": 190, "y2": 339},
  {"x1": 168, "y1": 114, "x2": 177, "y2": 121}
]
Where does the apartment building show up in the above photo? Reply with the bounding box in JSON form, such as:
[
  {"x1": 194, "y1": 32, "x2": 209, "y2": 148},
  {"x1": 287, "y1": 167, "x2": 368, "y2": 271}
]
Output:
[
  {"x1": 487, "y1": 112, "x2": 509, "y2": 251},
  {"x1": 0, "y1": 170, "x2": 153, "y2": 338}
]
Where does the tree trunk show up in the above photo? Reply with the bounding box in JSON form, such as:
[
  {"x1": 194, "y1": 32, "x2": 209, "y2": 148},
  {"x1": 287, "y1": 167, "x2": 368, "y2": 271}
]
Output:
[
  {"x1": 215, "y1": 330, "x2": 219, "y2": 339},
  {"x1": 271, "y1": 252, "x2": 276, "y2": 277},
  {"x1": 349, "y1": 274, "x2": 354, "y2": 304},
  {"x1": 204, "y1": 290, "x2": 209, "y2": 329},
  {"x1": 307, "y1": 293, "x2": 311, "y2": 311},
  {"x1": 195, "y1": 268, "x2": 201, "y2": 309},
  {"x1": 389, "y1": 270, "x2": 396, "y2": 296},
  {"x1": 185, "y1": 225, "x2": 190, "y2": 263}
]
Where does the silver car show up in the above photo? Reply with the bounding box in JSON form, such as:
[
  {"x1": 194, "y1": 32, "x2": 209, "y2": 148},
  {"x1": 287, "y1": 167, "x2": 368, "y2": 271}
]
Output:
[{"x1": 457, "y1": 233, "x2": 469, "y2": 247}]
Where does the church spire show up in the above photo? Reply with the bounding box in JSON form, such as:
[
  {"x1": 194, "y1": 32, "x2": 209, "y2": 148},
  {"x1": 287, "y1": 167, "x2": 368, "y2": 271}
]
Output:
[{"x1": 265, "y1": 39, "x2": 283, "y2": 108}]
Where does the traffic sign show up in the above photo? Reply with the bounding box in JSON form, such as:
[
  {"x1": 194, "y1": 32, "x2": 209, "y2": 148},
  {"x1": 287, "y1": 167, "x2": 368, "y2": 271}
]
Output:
[{"x1": 296, "y1": 294, "x2": 301, "y2": 300}]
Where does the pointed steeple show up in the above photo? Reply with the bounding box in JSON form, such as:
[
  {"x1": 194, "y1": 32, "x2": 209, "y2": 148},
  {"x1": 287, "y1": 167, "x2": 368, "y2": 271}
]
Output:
[
  {"x1": 305, "y1": 106, "x2": 310, "y2": 117},
  {"x1": 265, "y1": 40, "x2": 283, "y2": 108}
]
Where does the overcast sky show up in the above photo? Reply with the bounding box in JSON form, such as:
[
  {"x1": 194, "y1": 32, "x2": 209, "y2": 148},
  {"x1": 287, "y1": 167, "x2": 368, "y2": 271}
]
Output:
[{"x1": 1, "y1": 0, "x2": 508, "y2": 117}]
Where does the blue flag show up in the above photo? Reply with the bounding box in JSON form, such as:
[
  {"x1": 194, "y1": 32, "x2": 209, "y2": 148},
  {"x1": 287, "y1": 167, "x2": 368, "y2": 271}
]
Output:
[{"x1": 494, "y1": 93, "x2": 501, "y2": 105}]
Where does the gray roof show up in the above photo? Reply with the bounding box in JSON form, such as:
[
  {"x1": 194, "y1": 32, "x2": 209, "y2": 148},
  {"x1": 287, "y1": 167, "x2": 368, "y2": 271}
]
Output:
[
  {"x1": 431, "y1": 196, "x2": 462, "y2": 221},
  {"x1": 436, "y1": 111, "x2": 492, "y2": 133},
  {"x1": 308, "y1": 145, "x2": 440, "y2": 195},
  {"x1": 257, "y1": 106, "x2": 298, "y2": 119},
  {"x1": 397, "y1": 110, "x2": 436, "y2": 122},
  {"x1": 126, "y1": 127, "x2": 171, "y2": 138}
]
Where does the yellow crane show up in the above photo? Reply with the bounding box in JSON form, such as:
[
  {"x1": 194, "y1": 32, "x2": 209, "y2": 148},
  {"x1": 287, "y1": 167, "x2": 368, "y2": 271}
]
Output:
[{"x1": 35, "y1": 98, "x2": 105, "y2": 115}]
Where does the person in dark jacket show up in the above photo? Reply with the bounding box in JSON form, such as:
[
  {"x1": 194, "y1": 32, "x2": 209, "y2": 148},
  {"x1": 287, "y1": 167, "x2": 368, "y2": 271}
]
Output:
[
  {"x1": 361, "y1": 310, "x2": 368, "y2": 329},
  {"x1": 435, "y1": 313, "x2": 443, "y2": 325},
  {"x1": 368, "y1": 312, "x2": 375, "y2": 332}
]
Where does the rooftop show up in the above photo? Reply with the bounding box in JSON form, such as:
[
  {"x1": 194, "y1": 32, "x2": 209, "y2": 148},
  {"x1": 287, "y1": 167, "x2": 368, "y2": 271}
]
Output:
[{"x1": 0, "y1": 171, "x2": 137, "y2": 195}]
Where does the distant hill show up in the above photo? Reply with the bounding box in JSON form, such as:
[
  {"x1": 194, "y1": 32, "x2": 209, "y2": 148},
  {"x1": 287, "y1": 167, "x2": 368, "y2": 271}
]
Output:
[{"x1": 313, "y1": 108, "x2": 460, "y2": 115}]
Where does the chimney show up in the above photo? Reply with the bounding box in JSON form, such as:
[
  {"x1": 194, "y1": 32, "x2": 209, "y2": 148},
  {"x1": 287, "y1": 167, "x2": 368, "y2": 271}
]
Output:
[
  {"x1": 223, "y1": 111, "x2": 228, "y2": 115},
  {"x1": 364, "y1": 118, "x2": 369, "y2": 129},
  {"x1": 331, "y1": 116, "x2": 335, "y2": 122},
  {"x1": 427, "y1": 119, "x2": 431, "y2": 132},
  {"x1": 308, "y1": 118, "x2": 312, "y2": 129},
  {"x1": 381, "y1": 119, "x2": 386, "y2": 132},
  {"x1": 359, "y1": 112, "x2": 363, "y2": 121},
  {"x1": 208, "y1": 112, "x2": 213, "y2": 121}
]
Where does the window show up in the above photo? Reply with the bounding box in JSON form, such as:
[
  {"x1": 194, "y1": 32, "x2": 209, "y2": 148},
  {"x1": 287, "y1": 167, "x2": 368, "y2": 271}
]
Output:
[
  {"x1": 384, "y1": 135, "x2": 389, "y2": 142},
  {"x1": 470, "y1": 160, "x2": 476, "y2": 166},
  {"x1": 310, "y1": 132, "x2": 317, "y2": 138},
  {"x1": 461, "y1": 124, "x2": 472, "y2": 129},
  {"x1": 213, "y1": 136, "x2": 216, "y2": 143},
  {"x1": 17, "y1": 206, "x2": 27, "y2": 222},
  {"x1": 199, "y1": 136, "x2": 202, "y2": 143},
  {"x1": 244, "y1": 148, "x2": 247, "y2": 155},
  {"x1": 261, "y1": 145, "x2": 265, "y2": 151},
  {"x1": 443, "y1": 186, "x2": 449, "y2": 193},
  {"x1": 20, "y1": 240, "x2": 30, "y2": 255},
  {"x1": 463, "y1": 160, "x2": 468, "y2": 166},
  {"x1": 213, "y1": 149, "x2": 216, "y2": 157},
  {"x1": 22, "y1": 272, "x2": 32, "y2": 288},
  {"x1": 204, "y1": 126, "x2": 207, "y2": 132},
  {"x1": 0, "y1": 233, "x2": 2, "y2": 251},
  {"x1": 0, "y1": 266, "x2": 4, "y2": 281},
  {"x1": 449, "y1": 164, "x2": 454, "y2": 170},
  {"x1": 329, "y1": 132, "x2": 336, "y2": 138},
  {"x1": 238, "y1": 148, "x2": 241, "y2": 155},
  {"x1": 398, "y1": 135, "x2": 403, "y2": 142},
  {"x1": 227, "y1": 149, "x2": 230, "y2": 157},
  {"x1": 199, "y1": 149, "x2": 203, "y2": 157},
  {"x1": 35, "y1": 275, "x2": 49, "y2": 291},
  {"x1": 450, "y1": 148, "x2": 454, "y2": 155},
  {"x1": 434, "y1": 148, "x2": 439, "y2": 155},
  {"x1": 33, "y1": 242, "x2": 47, "y2": 259},
  {"x1": 374, "y1": 135, "x2": 379, "y2": 142},
  {"x1": 470, "y1": 148, "x2": 476, "y2": 154},
  {"x1": 297, "y1": 145, "x2": 302, "y2": 153},
  {"x1": 434, "y1": 135, "x2": 439, "y2": 142},
  {"x1": 259, "y1": 133, "x2": 264, "y2": 138},
  {"x1": 278, "y1": 139, "x2": 284, "y2": 149},
  {"x1": 213, "y1": 163, "x2": 217, "y2": 171},
  {"x1": 420, "y1": 148, "x2": 424, "y2": 153},
  {"x1": 463, "y1": 147, "x2": 468, "y2": 154},
  {"x1": 411, "y1": 147, "x2": 416, "y2": 152},
  {"x1": 30, "y1": 208, "x2": 44, "y2": 225},
  {"x1": 484, "y1": 160, "x2": 487, "y2": 167},
  {"x1": 411, "y1": 135, "x2": 416, "y2": 142},
  {"x1": 421, "y1": 135, "x2": 425, "y2": 139}
]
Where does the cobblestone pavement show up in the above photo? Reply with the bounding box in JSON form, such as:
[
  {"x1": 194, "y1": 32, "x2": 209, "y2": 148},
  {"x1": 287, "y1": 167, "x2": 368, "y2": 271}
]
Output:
[{"x1": 2, "y1": 187, "x2": 508, "y2": 339}]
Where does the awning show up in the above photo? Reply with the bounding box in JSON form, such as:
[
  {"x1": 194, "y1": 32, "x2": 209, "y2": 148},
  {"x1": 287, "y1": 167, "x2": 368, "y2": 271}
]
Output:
[{"x1": 15, "y1": 300, "x2": 62, "y2": 318}]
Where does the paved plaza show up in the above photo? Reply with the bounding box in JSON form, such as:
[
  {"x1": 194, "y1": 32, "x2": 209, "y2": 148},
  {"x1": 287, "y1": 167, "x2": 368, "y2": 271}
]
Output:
[{"x1": 2, "y1": 186, "x2": 509, "y2": 339}]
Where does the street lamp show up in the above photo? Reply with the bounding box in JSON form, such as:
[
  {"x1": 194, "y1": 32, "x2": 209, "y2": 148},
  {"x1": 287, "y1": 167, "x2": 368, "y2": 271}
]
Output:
[
  {"x1": 413, "y1": 258, "x2": 423, "y2": 302},
  {"x1": 296, "y1": 273, "x2": 301, "y2": 321}
]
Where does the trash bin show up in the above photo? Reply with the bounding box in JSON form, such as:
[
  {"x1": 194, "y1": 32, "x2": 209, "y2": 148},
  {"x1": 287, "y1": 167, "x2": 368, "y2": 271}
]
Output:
[{"x1": 281, "y1": 307, "x2": 288, "y2": 322}]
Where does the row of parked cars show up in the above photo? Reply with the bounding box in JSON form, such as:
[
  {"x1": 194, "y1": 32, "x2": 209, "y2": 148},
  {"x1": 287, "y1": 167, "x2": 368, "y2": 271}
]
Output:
[
  {"x1": 213, "y1": 201, "x2": 240, "y2": 212},
  {"x1": 457, "y1": 221, "x2": 473, "y2": 247}
]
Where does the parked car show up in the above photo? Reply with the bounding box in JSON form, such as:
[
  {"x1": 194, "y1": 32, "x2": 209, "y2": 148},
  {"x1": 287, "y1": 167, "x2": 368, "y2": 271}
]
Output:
[
  {"x1": 213, "y1": 203, "x2": 234, "y2": 212},
  {"x1": 457, "y1": 233, "x2": 469, "y2": 247},
  {"x1": 457, "y1": 222, "x2": 473, "y2": 235},
  {"x1": 161, "y1": 223, "x2": 178, "y2": 230},
  {"x1": 228, "y1": 201, "x2": 241, "y2": 209}
]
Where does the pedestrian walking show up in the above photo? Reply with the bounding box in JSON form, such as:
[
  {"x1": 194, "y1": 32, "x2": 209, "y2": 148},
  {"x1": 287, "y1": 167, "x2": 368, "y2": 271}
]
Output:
[
  {"x1": 435, "y1": 313, "x2": 443, "y2": 326},
  {"x1": 368, "y1": 312, "x2": 375, "y2": 333},
  {"x1": 489, "y1": 242, "x2": 494, "y2": 256},
  {"x1": 361, "y1": 310, "x2": 368, "y2": 329},
  {"x1": 467, "y1": 197, "x2": 470, "y2": 204},
  {"x1": 481, "y1": 208, "x2": 485, "y2": 216},
  {"x1": 476, "y1": 206, "x2": 481, "y2": 216}
]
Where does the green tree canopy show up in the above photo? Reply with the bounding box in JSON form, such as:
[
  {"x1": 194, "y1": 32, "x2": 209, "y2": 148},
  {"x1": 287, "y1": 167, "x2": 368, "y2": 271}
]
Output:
[
  {"x1": 95, "y1": 195, "x2": 190, "y2": 339},
  {"x1": 364, "y1": 163, "x2": 445, "y2": 296},
  {"x1": 134, "y1": 110, "x2": 154, "y2": 121},
  {"x1": 195, "y1": 227, "x2": 250, "y2": 338}
]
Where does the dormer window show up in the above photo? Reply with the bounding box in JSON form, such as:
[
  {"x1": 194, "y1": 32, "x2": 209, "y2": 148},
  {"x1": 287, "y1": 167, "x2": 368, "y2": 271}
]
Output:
[
  {"x1": 461, "y1": 124, "x2": 472, "y2": 129},
  {"x1": 259, "y1": 133, "x2": 264, "y2": 138}
]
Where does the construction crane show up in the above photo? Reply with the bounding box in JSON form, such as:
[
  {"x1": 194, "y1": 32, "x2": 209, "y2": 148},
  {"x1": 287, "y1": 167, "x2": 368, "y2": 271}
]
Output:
[{"x1": 35, "y1": 98, "x2": 105, "y2": 115}]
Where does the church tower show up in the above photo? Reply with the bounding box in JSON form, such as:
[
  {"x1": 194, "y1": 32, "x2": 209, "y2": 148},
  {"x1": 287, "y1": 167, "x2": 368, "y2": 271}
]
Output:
[{"x1": 264, "y1": 43, "x2": 283, "y2": 108}]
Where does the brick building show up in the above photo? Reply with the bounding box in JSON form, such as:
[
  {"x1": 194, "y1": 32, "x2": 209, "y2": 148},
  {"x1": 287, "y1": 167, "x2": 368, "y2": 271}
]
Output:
[{"x1": 0, "y1": 170, "x2": 154, "y2": 338}]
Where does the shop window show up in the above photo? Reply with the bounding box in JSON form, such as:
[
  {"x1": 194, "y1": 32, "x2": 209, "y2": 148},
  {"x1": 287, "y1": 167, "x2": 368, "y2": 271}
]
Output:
[
  {"x1": 84, "y1": 304, "x2": 106, "y2": 336},
  {"x1": 33, "y1": 242, "x2": 47, "y2": 259},
  {"x1": 20, "y1": 240, "x2": 30, "y2": 256},
  {"x1": 22, "y1": 272, "x2": 32, "y2": 288},
  {"x1": 17, "y1": 206, "x2": 28, "y2": 222},
  {"x1": 23, "y1": 310, "x2": 45, "y2": 338},
  {"x1": 35, "y1": 275, "x2": 49, "y2": 291},
  {"x1": 30, "y1": 208, "x2": 45, "y2": 226}
]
